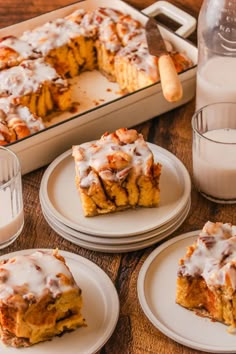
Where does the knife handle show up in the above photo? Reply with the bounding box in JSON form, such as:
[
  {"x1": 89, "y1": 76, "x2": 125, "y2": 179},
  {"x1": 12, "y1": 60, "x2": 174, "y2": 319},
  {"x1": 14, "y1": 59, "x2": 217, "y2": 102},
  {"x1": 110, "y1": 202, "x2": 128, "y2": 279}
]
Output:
[{"x1": 158, "y1": 54, "x2": 183, "y2": 103}]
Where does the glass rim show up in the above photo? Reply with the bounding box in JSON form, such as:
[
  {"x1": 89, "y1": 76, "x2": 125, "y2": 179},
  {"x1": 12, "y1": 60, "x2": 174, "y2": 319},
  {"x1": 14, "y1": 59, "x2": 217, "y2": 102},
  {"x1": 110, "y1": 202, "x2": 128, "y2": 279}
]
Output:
[
  {"x1": 0, "y1": 146, "x2": 21, "y2": 190},
  {"x1": 192, "y1": 102, "x2": 236, "y2": 145}
]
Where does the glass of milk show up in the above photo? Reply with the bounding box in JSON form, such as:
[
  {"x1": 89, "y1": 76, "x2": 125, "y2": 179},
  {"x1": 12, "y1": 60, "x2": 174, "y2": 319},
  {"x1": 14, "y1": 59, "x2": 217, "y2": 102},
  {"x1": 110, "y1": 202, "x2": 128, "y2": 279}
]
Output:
[
  {"x1": 0, "y1": 147, "x2": 24, "y2": 248},
  {"x1": 192, "y1": 102, "x2": 236, "y2": 203}
]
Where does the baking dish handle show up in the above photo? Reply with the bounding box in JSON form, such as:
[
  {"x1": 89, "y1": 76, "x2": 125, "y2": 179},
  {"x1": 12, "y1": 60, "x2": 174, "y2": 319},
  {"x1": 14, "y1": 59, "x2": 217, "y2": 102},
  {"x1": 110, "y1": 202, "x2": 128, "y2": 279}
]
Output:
[{"x1": 142, "y1": 0, "x2": 197, "y2": 39}]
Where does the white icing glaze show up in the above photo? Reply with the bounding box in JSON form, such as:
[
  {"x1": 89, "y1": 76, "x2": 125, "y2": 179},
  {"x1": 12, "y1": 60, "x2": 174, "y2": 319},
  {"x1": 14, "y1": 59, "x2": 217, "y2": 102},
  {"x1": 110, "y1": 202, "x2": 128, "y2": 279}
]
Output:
[
  {"x1": 21, "y1": 18, "x2": 83, "y2": 56},
  {"x1": 67, "y1": 7, "x2": 123, "y2": 49},
  {"x1": 7, "y1": 115, "x2": 28, "y2": 130},
  {"x1": 0, "y1": 96, "x2": 11, "y2": 112},
  {"x1": 16, "y1": 106, "x2": 45, "y2": 133},
  {"x1": 70, "y1": 11, "x2": 98, "y2": 38},
  {"x1": 116, "y1": 15, "x2": 142, "y2": 46},
  {"x1": 0, "y1": 97, "x2": 44, "y2": 134},
  {"x1": 0, "y1": 36, "x2": 35, "y2": 59},
  {"x1": 67, "y1": 7, "x2": 143, "y2": 53},
  {"x1": 0, "y1": 58, "x2": 66, "y2": 97},
  {"x1": 72, "y1": 129, "x2": 153, "y2": 188},
  {"x1": 99, "y1": 18, "x2": 121, "y2": 52},
  {"x1": 179, "y1": 221, "x2": 236, "y2": 290},
  {"x1": 0, "y1": 250, "x2": 77, "y2": 302},
  {"x1": 93, "y1": 7, "x2": 123, "y2": 23},
  {"x1": 92, "y1": 8, "x2": 123, "y2": 51},
  {"x1": 116, "y1": 41, "x2": 159, "y2": 81},
  {"x1": 65, "y1": 8, "x2": 86, "y2": 24}
]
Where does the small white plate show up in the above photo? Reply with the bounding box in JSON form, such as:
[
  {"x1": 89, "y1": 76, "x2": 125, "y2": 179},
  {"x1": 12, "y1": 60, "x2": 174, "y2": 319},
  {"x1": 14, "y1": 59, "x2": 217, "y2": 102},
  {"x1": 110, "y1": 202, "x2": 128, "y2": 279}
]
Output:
[
  {"x1": 40, "y1": 143, "x2": 191, "y2": 237},
  {"x1": 137, "y1": 231, "x2": 236, "y2": 353},
  {"x1": 0, "y1": 249, "x2": 119, "y2": 354},
  {"x1": 40, "y1": 193, "x2": 191, "y2": 245},
  {"x1": 42, "y1": 204, "x2": 190, "y2": 253}
]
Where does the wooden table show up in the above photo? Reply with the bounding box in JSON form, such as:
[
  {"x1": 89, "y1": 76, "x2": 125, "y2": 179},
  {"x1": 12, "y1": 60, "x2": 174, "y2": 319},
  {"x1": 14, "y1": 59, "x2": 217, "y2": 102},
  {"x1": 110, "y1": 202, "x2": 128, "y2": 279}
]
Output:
[{"x1": 1, "y1": 1, "x2": 235, "y2": 353}]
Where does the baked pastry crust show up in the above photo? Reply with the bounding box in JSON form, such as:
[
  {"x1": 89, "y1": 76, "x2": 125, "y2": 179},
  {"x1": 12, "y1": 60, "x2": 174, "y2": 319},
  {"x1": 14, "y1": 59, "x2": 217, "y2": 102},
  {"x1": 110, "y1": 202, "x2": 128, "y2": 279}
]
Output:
[
  {"x1": 21, "y1": 18, "x2": 97, "y2": 78},
  {"x1": 0, "y1": 58, "x2": 71, "y2": 117},
  {"x1": 0, "y1": 97, "x2": 45, "y2": 144},
  {"x1": 0, "y1": 249, "x2": 86, "y2": 347},
  {"x1": 66, "y1": 7, "x2": 192, "y2": 91},
  {"x1": 176, "y1": 221, "x2": 236, "y2": 331},
  {"x1": 0, "y1": 36, "x2": 37, "y2": 70},
  {"x1": 0, "y1": 7, "x2": 193, "y2": 144},
  {"x1": 72, "y1": 128, "x2": 162, "y2": 217}
]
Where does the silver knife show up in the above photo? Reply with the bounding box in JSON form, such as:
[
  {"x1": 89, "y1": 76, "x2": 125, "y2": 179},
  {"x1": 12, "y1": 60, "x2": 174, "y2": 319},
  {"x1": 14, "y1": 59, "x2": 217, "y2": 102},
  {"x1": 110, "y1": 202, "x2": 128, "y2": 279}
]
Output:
[{"x1": 145, "y1": 18, "x2": 183, "y2": 102}]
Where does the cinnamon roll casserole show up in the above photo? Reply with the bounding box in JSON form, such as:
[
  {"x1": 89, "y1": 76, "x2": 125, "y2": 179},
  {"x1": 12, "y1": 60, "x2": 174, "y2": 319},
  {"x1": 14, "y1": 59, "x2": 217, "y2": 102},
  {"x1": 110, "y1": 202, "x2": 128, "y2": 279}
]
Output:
[{"x1": 0, "y1": 6, "x2": 192, "y2": 145}]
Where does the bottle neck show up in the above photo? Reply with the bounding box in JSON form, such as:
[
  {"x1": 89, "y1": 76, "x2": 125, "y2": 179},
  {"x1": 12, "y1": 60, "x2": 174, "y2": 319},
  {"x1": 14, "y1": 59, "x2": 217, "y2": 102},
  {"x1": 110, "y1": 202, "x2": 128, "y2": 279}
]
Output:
[{"x1": 198, "y1": 0, "x2": 236, "y2": 56}]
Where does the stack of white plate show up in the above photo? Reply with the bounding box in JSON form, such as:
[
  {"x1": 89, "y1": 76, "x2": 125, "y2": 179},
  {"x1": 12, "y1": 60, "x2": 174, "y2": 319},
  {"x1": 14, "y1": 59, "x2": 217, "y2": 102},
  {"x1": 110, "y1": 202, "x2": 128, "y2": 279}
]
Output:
[{"x1": 39, "y1": 143, "x2": 191, "y2": 253}]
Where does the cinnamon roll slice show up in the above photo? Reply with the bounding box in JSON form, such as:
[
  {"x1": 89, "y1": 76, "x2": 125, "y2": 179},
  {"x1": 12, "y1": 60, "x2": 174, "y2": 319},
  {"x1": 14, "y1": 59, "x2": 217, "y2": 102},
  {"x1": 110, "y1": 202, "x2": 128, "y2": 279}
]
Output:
[
  {"x1": 176, "y1": 221, "x2": 236, "y2": 332},
  {"x1": 72, "y1": 128, "x2": 162, "y2": 217},
  {"x1": 0, "y1": 249, "x2": 86, "y2": 348}
]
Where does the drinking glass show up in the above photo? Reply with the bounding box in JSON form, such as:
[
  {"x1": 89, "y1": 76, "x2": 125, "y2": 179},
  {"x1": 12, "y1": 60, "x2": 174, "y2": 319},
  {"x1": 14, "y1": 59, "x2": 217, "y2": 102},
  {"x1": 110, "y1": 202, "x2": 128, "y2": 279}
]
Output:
[
  {"x1": 0, "y1": 146, "x2": 24, "y2": 248},
  {"x1": 192, "y1": 102, "x2": 236, "y2": 203}
]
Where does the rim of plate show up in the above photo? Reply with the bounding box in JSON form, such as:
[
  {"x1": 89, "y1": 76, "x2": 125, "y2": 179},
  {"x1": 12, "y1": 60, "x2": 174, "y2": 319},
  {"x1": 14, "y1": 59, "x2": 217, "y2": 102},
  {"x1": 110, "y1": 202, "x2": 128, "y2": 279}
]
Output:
[
  {"x1": 40, "y1": 193, "x2": 191, "y2": 245},
  {"x1": 0, "y1": 249, "x2": 120, "y2": 354},
  {"x1": 42, "y1": 203, "x2": 191, "y2": 253},
  {"x1": 137, "y1": 231, "x2": 236, "y2": 353},
  {"x1": 39, "y1": 143, "x2": 191, "y2": 237}
]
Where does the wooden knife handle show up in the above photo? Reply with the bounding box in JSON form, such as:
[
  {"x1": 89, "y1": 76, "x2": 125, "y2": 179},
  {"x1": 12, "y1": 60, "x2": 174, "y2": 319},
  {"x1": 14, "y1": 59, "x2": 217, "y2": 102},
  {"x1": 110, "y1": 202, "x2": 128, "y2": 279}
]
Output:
[{"x1": 158, "y1": 54, "x2": 183, "y2": 103}]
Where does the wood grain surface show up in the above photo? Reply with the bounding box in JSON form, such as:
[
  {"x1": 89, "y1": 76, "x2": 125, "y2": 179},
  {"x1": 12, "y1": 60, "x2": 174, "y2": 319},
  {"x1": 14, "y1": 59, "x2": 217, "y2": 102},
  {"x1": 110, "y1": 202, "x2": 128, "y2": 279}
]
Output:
[{"x1": 1, "y1": 1, "x2": 235, "y2": 354}]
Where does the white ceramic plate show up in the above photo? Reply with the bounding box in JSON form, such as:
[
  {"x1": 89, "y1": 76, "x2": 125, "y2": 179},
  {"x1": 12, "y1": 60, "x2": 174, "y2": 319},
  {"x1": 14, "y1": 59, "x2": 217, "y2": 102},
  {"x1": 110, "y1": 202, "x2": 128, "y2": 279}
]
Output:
[
  {"x1": 0, "y1": 249, "x2": 119, "y2": 354},
  {"x1": 40, "y1": 193, "x2": 191, "y2": 245},
  {"x1": 40, "y1": 143, "x2": 191, "y2": 237},
  {"x1": 42, "y1": 204, "x2": 190, "y2": 253},
  {"x1": 137, "y1": 231, "x2": 236, "y2": 353}
]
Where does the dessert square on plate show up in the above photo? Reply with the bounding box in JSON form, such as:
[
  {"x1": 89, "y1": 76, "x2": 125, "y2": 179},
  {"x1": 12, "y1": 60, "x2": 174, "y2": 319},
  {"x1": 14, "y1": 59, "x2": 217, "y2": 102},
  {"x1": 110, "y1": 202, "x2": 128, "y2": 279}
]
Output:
[
  {"x1": 176, "y1": 221, "x2": 236, "y2": 331},
  {"x1": 72, "y1": 128, "x2": 162, "y2": 217},
  {"x1": 0, "y1": 249, "x2": 86, "y2": 348}
]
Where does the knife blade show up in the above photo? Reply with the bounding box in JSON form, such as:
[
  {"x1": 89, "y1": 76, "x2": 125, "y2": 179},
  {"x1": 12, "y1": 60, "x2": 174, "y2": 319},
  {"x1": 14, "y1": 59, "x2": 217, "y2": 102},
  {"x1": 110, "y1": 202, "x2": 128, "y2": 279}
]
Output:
[{"x1": 145, "y1": 18, "x2": 183, "y2": 103}]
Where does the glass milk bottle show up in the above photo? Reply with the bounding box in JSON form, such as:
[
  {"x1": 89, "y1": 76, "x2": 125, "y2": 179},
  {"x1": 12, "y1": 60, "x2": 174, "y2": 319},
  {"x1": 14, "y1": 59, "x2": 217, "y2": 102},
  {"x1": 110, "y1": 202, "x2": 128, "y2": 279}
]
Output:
[{"x1": 196, "y1": 0, "x2": 236, "y2": 110}]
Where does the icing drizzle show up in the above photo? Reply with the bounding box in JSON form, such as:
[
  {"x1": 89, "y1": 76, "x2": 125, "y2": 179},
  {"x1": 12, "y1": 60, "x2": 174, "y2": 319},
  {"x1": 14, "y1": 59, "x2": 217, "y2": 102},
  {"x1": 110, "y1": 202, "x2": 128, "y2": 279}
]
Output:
[
  {"x1": 0, "y1": 250, "x2": 77, "y2": 302},
  {"x1": 72, "y1": 128, "x2": 154, "y2": 188},
  {"x1": 0, "y1": 58, "x2": 66, "y2": 97},
  {"x1": 178, "y1": 221, "x2": 236, "y2": 290}
]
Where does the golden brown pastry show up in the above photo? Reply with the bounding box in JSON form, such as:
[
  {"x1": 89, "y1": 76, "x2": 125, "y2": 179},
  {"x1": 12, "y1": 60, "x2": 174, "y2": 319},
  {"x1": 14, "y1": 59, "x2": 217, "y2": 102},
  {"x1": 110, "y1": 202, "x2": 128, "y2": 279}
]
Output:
[
  {"x1": 0, "y1": 97, "x2": 45, "y2": 143},
  {"x1": 0, "y1": 7, "x2": 193, "y2": 145},
  {"x1": 21, "y1": 17, "x2": 97, "y2": 78},
  {"x1": 0, "y1": 117, "x2": 12, "y2": 145},
  {"x1": 0, "y1": 35, "x2": 37, "y2": 70},
  {"x1": 72, "y1": 128, "x2": 162, "y2": 217},
  {"x1": 0, "y1": 249, "x2": 86, "y2": 348},
  {"x1": 6, "y1": 114, "x2": 30, "y2": 140},
  {"x1": 0, "y1": 58, "x2": 71, "y2": 118},
  {"x1": 66, "y1": 7, "x2": 192, "y2": 90},
  {"x1": 176, "y1": 221, "x2": 236, "y2": 331}
]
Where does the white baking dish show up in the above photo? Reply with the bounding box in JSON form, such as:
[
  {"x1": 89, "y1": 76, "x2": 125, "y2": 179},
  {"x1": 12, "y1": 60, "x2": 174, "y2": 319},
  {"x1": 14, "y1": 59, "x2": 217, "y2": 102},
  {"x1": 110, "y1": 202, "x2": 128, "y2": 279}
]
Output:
[{"x1": 2, "y1": 0, "x2": 197, "y2": 174}]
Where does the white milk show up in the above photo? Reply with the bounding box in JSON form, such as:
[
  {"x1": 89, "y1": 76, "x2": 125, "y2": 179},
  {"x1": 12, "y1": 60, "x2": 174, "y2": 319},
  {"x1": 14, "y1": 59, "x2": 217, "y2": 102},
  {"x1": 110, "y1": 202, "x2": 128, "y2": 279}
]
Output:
[
  {"x1": 193, "y1": 128, "x2": 236, "y2": 201},
  {"x1": 0, "y1": 188, "x2": 24, "y2": 243},
  {"x1": 196, "y1": 57, "x2": 236, "y2": 110}
]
